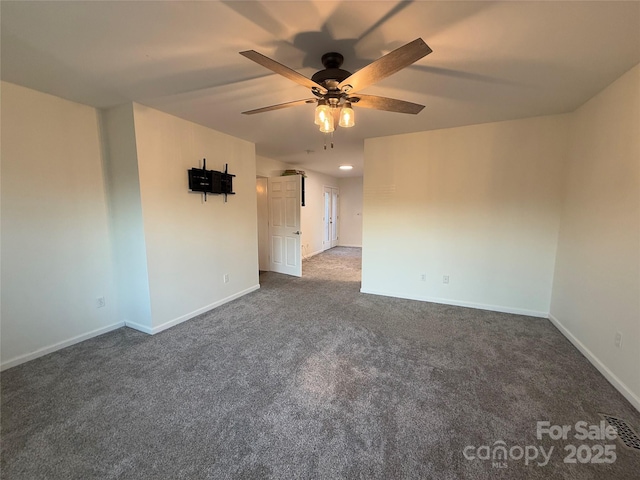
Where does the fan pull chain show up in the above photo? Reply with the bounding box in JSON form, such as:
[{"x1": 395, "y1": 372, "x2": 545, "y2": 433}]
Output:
[{"x1": 323, "y1": 132, "x2": 335, "y2": 150}]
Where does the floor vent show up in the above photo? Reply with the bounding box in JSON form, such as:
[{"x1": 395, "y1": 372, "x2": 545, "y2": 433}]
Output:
[{"x1": 600, "y1": 414, "x2": 640, "y2": 451}]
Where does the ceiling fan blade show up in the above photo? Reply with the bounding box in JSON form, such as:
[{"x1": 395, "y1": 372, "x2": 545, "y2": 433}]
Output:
[
  {"x1": 338, "y1": 38, "x2": 432, "y2": 93},
  {"x1": 240, "y1": 50, "x2": 327, "y2": 94},
  {"x1": 242, "y1": 98, "x2": 317, "y2": 115},
  {"x1": 352, "y1": 94, "x2": 425, "y2": 114}
]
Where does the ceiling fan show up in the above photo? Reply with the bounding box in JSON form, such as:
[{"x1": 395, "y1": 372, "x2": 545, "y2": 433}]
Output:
[{"x1": 240, "y1": 38, "x2": 432, "y2": 132}]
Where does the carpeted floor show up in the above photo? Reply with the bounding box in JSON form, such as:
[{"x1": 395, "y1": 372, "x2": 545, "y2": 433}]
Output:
[{"x1": 2, "y1": 247, "x2": 639, "y2": 479}]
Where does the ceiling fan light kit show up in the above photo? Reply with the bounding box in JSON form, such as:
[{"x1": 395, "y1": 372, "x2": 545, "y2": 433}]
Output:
[
  {"x1": 319, "y1": 113, "x2": 335, "y2": 133},
  {"x1": 338, "y1": 102, "x2": 355, "y2": 128},
  {"x1": 240, "y1": 38, "x2": 432, "y2": 144},
  {"x1": 314, "y1": 100, "x2": 330, "y2": 125}
]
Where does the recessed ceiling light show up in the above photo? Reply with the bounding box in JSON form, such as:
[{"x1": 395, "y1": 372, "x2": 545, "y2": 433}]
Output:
[{"x1": 339, "y1": 165, "x2": 353, "y2": 170}]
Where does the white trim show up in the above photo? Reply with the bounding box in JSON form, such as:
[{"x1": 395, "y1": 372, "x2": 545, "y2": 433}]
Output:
[
  {"x1": 0, "y1": 321, "x2": 125, "y2": 371},
  {"x1": 359, "y1": 288, "x2": 548, "y2": 318},
  {"x1": 123, "y1": 319, "x2": 153, "y2": 334},
  {"x1": 303, "y1": 249, "x2": 323, "y2": 260},
  {"x1": 337, "y1": 244, "x2": 362, "y2": 248},
  {"x1": 548, "y1": 313, "x2": 640, "y2": 412},
  {"x1": 125, "y1": 284, "x2": 261, "y2": 335}
]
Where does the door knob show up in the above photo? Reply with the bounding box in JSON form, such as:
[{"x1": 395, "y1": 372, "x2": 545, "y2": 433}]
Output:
[{"x1": 293, "y1": 231, "x2": 302, "y2": 235}]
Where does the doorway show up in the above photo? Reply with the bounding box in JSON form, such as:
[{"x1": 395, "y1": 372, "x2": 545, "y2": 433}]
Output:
[
  {"x1": 323, "y1": 186, "x2": 339, "y2": 251},
  {"x1": 256, "y1": 177, "x2": 269, "y2": 271},
  {"x1": 256, "y1": 175, "x2": 303, "y2": 277}
]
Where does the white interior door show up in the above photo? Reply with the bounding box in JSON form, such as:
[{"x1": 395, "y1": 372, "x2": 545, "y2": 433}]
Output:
[
  {"x1": 331, "y1": 188, "x2": 339, "y2": 247},
  {"x1": 323, "y1": 186, "x2": 339, "y2": 250},
  {"x1": 268, "y1": 176, "x2": 302, "y2": 277}
]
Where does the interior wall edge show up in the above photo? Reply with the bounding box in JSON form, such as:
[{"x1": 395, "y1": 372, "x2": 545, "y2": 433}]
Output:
[{"x1": 548, "y1": 314, "x2": 640, "y2": 412}]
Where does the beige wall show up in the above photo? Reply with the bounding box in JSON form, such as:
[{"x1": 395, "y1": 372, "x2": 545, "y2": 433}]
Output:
[
  {"x1": 255, "y1": 155, "x2": 291, "y2": 177},
  {"x1": 550, "y1": 64, "x2": 640, "y2": 409},
  {"x1": 1, "y1": 82, "x2": 120, "y2": 368},
  {"x1": 131, "y1": 104, "x2": 259, "y2": 331},
  {"x1": 338, "y1": 176, "x2": 363, "y2": 247},
  {"x1": 362, "y1": 114, "x2": 570, "y2": 316}
]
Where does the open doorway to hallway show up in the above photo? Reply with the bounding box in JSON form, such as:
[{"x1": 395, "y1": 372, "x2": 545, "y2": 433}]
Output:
[
  {"x1": 256, "y1": 177, "x2": 269, "y2": 272},
  {"x1": 322, "y1": 186, "x2": 339, "y2": 251},
  {"x1": 256, "y1": 173, "x2": 363, "y2": 279}
]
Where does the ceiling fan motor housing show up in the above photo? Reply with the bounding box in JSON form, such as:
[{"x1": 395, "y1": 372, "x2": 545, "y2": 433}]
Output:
[{"x1": 311, "y1": 52, "x2": 352, "y2": 95}]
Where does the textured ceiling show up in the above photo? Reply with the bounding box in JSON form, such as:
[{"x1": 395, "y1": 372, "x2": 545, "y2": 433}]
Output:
[{"x1": 2, "y1": 1, "x2": 639, "y2": 177}]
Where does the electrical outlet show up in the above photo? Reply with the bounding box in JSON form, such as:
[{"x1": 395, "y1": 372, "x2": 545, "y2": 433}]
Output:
[
  {"x1": 614, "y1": 331, "x2": 622, "y2": 348},
  {"x1": 96, "y1": 297, "x2": 106, "y2": 308},
  {"x1": 443, "y1": 275, "x2": 450, "y2": 284},
  {"x1": 223, "y1": 274, "x2": 229, "y2": 284},
  {"x1": 420, "y1": 273, "x2": 426, "y2": 281}
]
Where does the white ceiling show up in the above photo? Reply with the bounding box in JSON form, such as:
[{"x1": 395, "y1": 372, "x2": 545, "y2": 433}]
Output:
[{"x1": 2, "y1": 1, "x2": 639, "y2": 177}]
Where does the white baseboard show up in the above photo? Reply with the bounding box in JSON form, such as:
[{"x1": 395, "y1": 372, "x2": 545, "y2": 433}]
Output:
[
  {"x1": 337, "y1": 244, "x2": 362, "y2": 248},
  {"x1": 0, "y1": 321, "x2": 125, "y2": 371},
  {"x1": 125, "y1": 284, "x2": 261, "y2": 335},
  {"x1": 359, "y1": 288, "x2": 548, "y2": 318},
  {"x1": 122, "y1": 319, "x2": 154, "y2": 334},
  {"x1": 548, "y1": 313, "x2": 640, "y2": 412},
  {"x1": 303, "y1": 249, "x2": 323, "y2": 260}
]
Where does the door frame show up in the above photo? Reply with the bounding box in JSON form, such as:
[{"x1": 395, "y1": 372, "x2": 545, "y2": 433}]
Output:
[
  {"x1": 322, "y1": 185, "x2": 339, "y2": 251},
  {"x1": 256, "y1": 176, "x2": 269, "y2": 271}
]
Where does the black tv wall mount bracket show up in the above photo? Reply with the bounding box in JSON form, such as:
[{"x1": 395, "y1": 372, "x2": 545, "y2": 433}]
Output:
[{"x1": 187, "y1": 158, "x2": 236, "y2": 202}]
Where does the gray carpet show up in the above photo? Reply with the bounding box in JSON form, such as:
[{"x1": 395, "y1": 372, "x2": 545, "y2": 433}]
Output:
[{"x1": 2, "y1": 247, "x2": 639, "y2": 479}]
